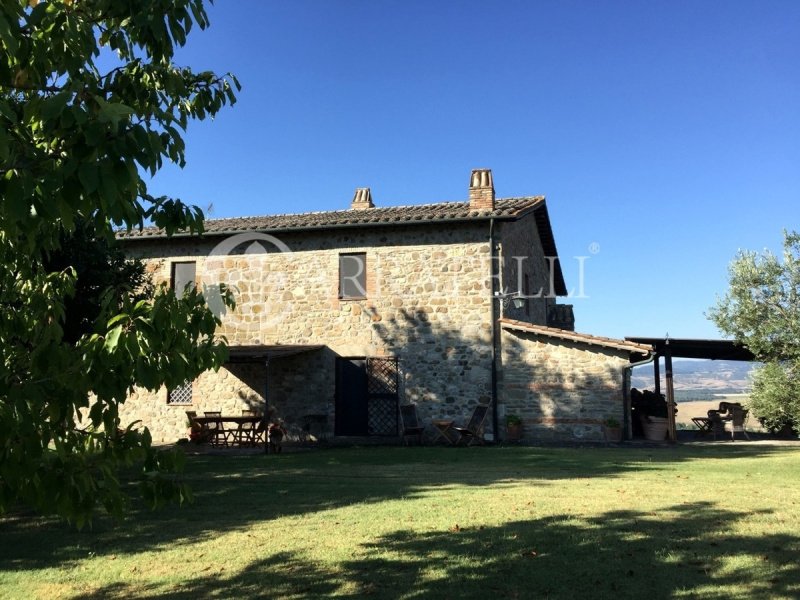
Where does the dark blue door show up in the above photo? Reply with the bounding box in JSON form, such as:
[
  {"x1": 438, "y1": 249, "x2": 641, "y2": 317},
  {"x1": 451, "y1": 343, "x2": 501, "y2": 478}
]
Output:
[{"x1": 335, "y1": 358, "x2": 368, "y2": 436}]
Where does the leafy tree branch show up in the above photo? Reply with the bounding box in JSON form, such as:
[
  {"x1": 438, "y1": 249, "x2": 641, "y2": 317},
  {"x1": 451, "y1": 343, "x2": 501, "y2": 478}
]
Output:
[
  {"x1": 709, "y1": 230, "x2": 800, "y2": 435},
  {"x1": 0, "y1": 0, "x2": 238, "y2": 526}
]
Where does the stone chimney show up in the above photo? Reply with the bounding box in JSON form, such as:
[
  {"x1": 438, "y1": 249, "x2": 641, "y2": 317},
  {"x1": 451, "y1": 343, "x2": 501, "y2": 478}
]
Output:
[
  {"x1": 351, "y1": 187, "x2": 374, "y2": 210},
  {"x1": 469, "y1": 168, "x2": 495, "y2": 210}
]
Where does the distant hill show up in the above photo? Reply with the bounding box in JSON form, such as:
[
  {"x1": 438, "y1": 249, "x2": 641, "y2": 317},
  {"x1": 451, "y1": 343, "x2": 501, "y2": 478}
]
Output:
[{"x1": 631, "y1": 359, "x2": 756, "y2": 398}]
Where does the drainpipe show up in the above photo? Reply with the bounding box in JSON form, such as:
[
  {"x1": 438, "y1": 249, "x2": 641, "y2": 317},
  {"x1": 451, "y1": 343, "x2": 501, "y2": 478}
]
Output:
[
  {"x1": 489, "y1": 218, "x2": 499, "y2": 441},
  {"x1": 622, "y1": 350, "x2": 656, "y2": 440}
]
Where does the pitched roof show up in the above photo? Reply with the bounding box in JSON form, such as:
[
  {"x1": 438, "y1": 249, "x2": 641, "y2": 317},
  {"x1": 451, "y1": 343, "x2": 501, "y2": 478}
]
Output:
[
  {"x1": 117, "y1": 196, "x2": 545, "y2": 240},
  {"x1": 500, "y1": 318, "x2": 653, "y2": 355},
  {"x1": 118, "y1": 195, "x2": 567, "y2": 296}
]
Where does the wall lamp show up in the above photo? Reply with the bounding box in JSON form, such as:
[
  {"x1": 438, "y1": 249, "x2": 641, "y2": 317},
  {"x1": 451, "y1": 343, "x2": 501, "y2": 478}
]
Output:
[{"x1": 494, "y1": 290, "x2": 526, "y2": 310}]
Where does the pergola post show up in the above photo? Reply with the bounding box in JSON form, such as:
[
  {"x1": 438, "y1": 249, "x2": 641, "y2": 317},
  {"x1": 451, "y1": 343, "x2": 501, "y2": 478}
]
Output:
[
  {"x1": 664, "y1": 340, "x2": 677, "y2": 443},
  {"x1": 653, "y1": 357, "x2": 661, "y2": 397}
]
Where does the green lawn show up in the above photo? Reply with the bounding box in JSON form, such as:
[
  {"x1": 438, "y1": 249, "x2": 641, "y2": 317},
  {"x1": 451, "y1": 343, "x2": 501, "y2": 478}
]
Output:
[{"x1": 1, "y1": 445, "x2": 799, "y2": 599}]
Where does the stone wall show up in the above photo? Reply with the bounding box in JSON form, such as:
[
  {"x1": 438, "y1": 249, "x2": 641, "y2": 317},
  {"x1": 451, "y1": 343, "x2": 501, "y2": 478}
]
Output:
[
  {"x1": 121, "y1": 361, "x2": 266, "y2": 441},
  {"x1": 120, "y1": 223, "x2": 502, "y2": 442},
  {"x1": 496, "y1": 214, "x2": 556, "y2": 325},
  {"x1": 498, "y1": 328, "x2": 630, "y2": 442}
]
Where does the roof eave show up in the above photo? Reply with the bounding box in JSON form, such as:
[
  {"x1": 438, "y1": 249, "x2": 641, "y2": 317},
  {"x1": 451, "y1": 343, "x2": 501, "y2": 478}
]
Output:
[
  {"x1": 501, "y1": 319, "x2": 653, "y2": 355},
  {"x1": 116, "y1": 212, "x2": 526, "y2": 242}
]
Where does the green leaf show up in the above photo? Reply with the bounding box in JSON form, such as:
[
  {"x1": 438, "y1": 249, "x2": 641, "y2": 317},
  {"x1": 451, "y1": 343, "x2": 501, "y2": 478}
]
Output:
[
  {"x1": 39, "y1": 92, "x2": 70, "y2": 122},
  {"x1": 94, "y1": 96, "x2": 135, "y2": 127},
  {"x1": 104, "y1": 325, "x2": 123, "y2": 352},
  {"x1": 0, "y1": 99, "x2": 17, "y2": 124},
  {"x1": 107, "y1": 313, "x2": 129, "y2": 328},
  {"x1": 78, "y1": 164, "x2": 99, "y2": 194},
  {"x1": 0, "y1": 12, "x2": 19, "y2": 54},
  {"x1": 0, "y1": 127, "x2": 8, "y2": 161}
]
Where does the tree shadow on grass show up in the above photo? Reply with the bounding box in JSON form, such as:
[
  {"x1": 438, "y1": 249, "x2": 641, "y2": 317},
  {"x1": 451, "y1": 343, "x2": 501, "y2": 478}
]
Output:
[
  {"x1": 0, "y1": 445, "x2": 798, "y2": 580},
  {"x1": 66, "y1": 501, "x2": 800, "y2": 599}
]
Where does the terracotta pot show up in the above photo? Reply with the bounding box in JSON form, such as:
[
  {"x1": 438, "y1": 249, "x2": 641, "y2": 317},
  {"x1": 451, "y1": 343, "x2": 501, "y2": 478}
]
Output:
[
  {"x1": 605, "y1": 426, "x2": 622, "y2": 442},
  {"x1": 642, "y1": 416, "x2": 669, "y2": 441},
  {"x1": 506, "y1": 423, "x2": 522, "y2": 441}
]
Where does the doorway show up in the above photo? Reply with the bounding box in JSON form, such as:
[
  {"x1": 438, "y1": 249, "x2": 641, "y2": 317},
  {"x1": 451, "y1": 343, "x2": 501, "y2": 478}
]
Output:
[{"x1": 334, "y1": 357, "x2": 399, "y2": 436}]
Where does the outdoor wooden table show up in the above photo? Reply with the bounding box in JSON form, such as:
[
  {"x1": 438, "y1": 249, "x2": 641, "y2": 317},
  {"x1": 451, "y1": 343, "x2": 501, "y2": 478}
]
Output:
[
  {"x1": 691, "y1": 417, "x2": 712, "y2": 438},
  {"x1": 431, "y1": 419, "x2": 456, "y2": 445},
  {"x1": 691, "y1": 414, "x2": 732, "y2": 439},
  {"x1": 192, "y1": 415, "x2": 266, "y2": 449}
]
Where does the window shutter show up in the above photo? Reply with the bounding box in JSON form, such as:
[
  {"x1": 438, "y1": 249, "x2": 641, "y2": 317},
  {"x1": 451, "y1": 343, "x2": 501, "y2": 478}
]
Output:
[{"x1": 172, "y1": 262, "x2": 196, "y2": 296}]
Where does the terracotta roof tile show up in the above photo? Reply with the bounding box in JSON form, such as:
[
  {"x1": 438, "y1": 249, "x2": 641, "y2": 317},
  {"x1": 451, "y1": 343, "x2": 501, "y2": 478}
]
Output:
[
  {"x1": 500, "y1": 318, "x2": 653, "y2": 355},
  {"x1": 117, "y1": 197, "x2": 545, "y2": 240}
]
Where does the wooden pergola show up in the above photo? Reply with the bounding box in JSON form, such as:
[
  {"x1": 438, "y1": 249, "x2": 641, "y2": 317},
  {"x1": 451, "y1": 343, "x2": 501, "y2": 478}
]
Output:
[
  {"x1": 226, "y1": 344, "x2": 324, "y2": 451},
  {"x1": 624, "y1": 337, "x2": 756, "y2": 442}
]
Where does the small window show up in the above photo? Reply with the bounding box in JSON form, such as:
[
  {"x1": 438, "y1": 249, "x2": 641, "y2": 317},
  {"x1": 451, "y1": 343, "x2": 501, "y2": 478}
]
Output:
[
  {"x1": 171, "y1": 261, "x2": 196, "y2": 296},
  {"x1": 167, "y1": 380, "x2": 192, "y2": 405},
  {"x1": 339, "y1": 253, "x2": 367, "y2": 299}
]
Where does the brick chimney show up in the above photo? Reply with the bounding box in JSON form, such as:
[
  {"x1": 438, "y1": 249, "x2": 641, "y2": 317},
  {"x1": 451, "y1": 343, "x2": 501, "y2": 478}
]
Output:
[
  {"x1": 469, "y1": 168, "x2": 494, "y2": 210},
  {"x1": 351, "y1": 187, "x2": 374, "y2": 210}
]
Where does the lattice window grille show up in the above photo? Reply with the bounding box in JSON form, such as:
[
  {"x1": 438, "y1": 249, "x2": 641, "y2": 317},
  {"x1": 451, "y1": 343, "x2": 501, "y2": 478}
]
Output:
[
  {"x1": 366, "y1": 358, "x2": 399, "y2": 436},
  {"x1": 368, "y1": 397, "x2": 398, "y2": 436},
  {"x1": 366, "y1": 358, "x2": 398, "y2": 395},
  {"x1": 167, "y1": 380, "x2": 193, "y2": 405}
]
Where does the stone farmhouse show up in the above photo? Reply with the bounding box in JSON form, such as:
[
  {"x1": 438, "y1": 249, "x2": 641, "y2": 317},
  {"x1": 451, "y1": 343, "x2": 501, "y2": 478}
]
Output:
[{"x1": 118, "y1": 169, "x2": 653, "y2": 443}]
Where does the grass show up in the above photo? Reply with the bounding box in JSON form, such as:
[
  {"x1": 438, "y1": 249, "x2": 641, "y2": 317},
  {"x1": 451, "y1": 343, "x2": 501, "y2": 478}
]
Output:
[{"x1": 1, "y1": 445, "x2": 800, "y2": 599}]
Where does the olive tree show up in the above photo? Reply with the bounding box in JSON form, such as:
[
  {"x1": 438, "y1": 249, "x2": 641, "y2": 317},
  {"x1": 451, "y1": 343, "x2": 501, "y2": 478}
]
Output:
[
  {"x1": 0, "y1": 0, "x2": 238, "y2": 525},
  {"x1": 709, "y1": 231, "x2": 800, "y2": 434}
]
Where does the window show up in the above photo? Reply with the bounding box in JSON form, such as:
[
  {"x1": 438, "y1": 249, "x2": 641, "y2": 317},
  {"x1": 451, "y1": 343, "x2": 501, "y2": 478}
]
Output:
[
  {"x1": 339, "y1": 253, "x2": 367, "y2": 299},
  {"x1": 171, "y1": 261, "x2": 196, "y2": 296},
  {"x1": 167, "y1": 380, "x2": 192, "y2": 405}
]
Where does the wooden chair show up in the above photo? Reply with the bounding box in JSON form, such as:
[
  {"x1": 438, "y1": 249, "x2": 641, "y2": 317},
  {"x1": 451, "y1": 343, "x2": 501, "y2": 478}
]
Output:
[
  {"x1": 233, "y1": 410, "x2": 258, "y2": 446},
  {"x1": 452, "y1": 404, "x2": 490, "y2": 446},
  {"x1": 399, "y1": 404, "x2": 425, "y2": 445},
  {"x1": 204, "y1": 411, "x2": 228, "y2": 447},
  {"x1": 185, "y1": 410, "x2": 202, "y2": 442},
  {"x1": 707, "y1": 410, "x2": 726, "y2": 441},
  {"x1": 252, "y1": 417, "x2": 268, "y2": 446},
  {"x1": 729, "y1": 405, "x2": 751, "y2": 441}
]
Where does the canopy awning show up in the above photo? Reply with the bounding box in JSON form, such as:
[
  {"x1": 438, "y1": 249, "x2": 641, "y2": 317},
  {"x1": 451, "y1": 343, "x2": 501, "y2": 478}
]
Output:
[
  {"x1": 624, "y1": 337, "x2": 756, "y2": 361},
  {"x1": 226, "y1": 344, "x2": 324, "y2": 363}
]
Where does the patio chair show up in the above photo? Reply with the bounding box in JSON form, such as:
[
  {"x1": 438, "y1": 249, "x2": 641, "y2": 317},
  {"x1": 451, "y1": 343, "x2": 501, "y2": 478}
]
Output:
[
  {"x1": 399, "y1": 404, "x2": 425, "y2": 446},
  {"x1": 204, "y1": 411, "x2": 228, "y2": 447},
  {"x1": 185, "y1": 410, "x2": 202, "y2": 441},
  {"x1": 707, "y1": 410, "x2": 726, "y2": 441},
  {"x1": 252, "y1": 417, "x2": 268, "y2": 446},
  {"x1": 729, "y1": 405, "x2": 751, "y2": 441},
  {"x1": 232, "y1": 410, "x2": 259, "y2": 446},
  {"x1": 451, "y1": 404, "x2": 490, "y2": 446}
]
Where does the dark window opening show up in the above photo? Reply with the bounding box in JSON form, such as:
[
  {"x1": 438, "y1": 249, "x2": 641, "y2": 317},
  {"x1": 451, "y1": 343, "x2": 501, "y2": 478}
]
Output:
[
  {"x1": 339, "y1": 253, "x2": 367, "y2": 299},
  {"x1": 171, "y1": 261, "x2": 196, "y2": 296}
]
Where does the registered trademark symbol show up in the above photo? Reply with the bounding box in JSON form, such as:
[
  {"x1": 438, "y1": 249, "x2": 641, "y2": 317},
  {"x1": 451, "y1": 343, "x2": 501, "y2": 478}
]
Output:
[{"x1": 588, "y1": 242, "x2": 601, "y2": 255}]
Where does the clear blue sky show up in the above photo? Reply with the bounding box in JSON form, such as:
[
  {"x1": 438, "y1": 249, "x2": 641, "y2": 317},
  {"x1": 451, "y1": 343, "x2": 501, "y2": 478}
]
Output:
[{"x1": 149, "y1": 0, "x2": 799, "y2": 340}]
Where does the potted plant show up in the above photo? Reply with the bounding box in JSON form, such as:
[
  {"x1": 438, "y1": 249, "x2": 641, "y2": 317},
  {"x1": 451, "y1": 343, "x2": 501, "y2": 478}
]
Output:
[
  {"x1": 604, "y1": 417, "x2": 622, "y2": 442},
  {"x1": 506, "y1": 414, "x2": 523, "y2": 442},
  {"x1": 186, "y1": 417, "x2": 204, "y2": 444},
  {"x1": 632, "y1": 389, "x2": 676, "y2": 441}
]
